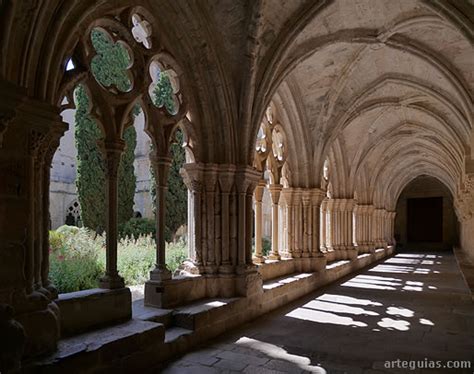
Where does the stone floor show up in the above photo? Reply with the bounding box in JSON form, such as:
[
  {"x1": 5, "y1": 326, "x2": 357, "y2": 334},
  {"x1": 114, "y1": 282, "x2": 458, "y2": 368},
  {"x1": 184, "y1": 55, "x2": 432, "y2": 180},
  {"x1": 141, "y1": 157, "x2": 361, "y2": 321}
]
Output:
[{"x1": 161, "y1": 252, "x2": 474, "y2": 373}]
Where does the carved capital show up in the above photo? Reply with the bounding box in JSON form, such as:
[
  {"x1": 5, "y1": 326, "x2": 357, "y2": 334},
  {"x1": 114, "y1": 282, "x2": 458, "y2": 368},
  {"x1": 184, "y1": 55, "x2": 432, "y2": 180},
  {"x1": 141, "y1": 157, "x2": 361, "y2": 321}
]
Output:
[
  {"x1": 151, "y1": 156, "x2": 172, "y2": 187},
  {"x1": 268, "y1": 184, "x2": 283, "y2": 204},
  {"x1": 310, "y1": 188, "x2": 326, "y2": 206},
  {"x1": 235, "y1": 166, "x2": 261, "y2": 194},
  {"x1": 253, "y1": 180, "x2": 266, "y2": 202},
  {"x1": 103, "y1": 141, "x2": 125, "y2": 179},
  {"x1": 218, "y1": 166, "x2": 237, "y2": 194},
  {"x1": 180, "y1": 163, "x2": 204, "y2": 192},
  {"x1": 354, "y1": 204, "x2": 375, "y2": 215},
  {"x1": 327, "y1": 198, "x2": 355, "y2": 212},
  {"x1": 28, "y1": 130, "x2": 47, "y2": 157},
  {"x1": 203, "y1": 165, "x2": 219, "y2": 193}
]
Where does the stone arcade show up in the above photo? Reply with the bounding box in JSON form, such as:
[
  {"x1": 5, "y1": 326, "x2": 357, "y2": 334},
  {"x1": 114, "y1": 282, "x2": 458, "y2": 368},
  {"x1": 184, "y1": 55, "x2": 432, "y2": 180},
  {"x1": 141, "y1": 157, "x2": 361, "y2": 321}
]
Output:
[{"x1": 0, "y1": 1, "x2": 473, "y2": 373}]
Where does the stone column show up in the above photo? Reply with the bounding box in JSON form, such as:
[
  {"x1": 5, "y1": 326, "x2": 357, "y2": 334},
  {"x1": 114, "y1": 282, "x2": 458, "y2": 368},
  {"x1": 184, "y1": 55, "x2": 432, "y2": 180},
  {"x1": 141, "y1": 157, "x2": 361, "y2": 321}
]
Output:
[
  {"x1": 26, "y1": 130, "x2": 45, "y2": 295},
  {"x1": 301, "y1": 190, "x2": 311, "y2": 258},
  {"x1": 354, "y1": 204, "x2": 375, "y2": 254},
  {"x1": 218, "y1": 169, "x2": 236, "y2": 273},
  {"x1": 99, "y1": 141, "x2": 125, "y2": 289},
  {"x1": 151, "y1": 156, "x2": 173, "y2": 280},
  {"x1": 181, "y1": 164, "x2": 204, "y2": 272},
  {"x1": 253, "y1": 180, "x2": 266, "y2": 263},
  {"x1": 320, "y1": 198, "x2": 328, "y2": 252},
  {"x1": 310, "y1": 189, "x2": 326, "y2": 256},
  {"x1": 326, "y1": 199, "x2": 356, "y2": 259},
  {"x1": 373, "y1": 208, "x2": 387, "y2": 249},
  {"x1": 268, "y1": 184, "x2": 283, "y2": 260},
  {"x1": 181, "y1": 164, "x2": 260, "y2": 274},
  {"x1": 389, "y1": 211, "x2": 397, "y2": 245},
  {"x1": 0, "y1": 85, "x2": 64, "y2": 360},
  {"x1": 280, "y1": 188, "x2": 295, "y2": 258},
  {"x1": 203, "y1": 166, "x2": 219, "y2": 273},
  {"x1": 41, "y1": 136, "x2": 61, "y2": 298}
]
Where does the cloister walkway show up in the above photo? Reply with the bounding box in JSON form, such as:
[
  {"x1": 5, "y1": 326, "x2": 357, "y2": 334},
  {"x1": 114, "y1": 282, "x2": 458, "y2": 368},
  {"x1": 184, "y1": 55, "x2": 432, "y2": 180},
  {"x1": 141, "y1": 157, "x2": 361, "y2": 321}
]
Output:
[{"x1": 162, "y1": 252, "x2": 474, "y2": 374}]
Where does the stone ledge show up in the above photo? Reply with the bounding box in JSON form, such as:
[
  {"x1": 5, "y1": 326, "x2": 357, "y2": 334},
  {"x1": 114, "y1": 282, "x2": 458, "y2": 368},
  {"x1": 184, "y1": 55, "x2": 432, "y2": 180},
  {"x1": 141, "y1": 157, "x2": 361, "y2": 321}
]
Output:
[
  {"x1": 26, "y1": 319, "x2": 165, "y2": 373},
  {"x1": 132, "y1": 299, "x2": 173, "y2": 327},
  {"x1": 56, "y1": 288, "x2": 131, "y2": 337},
  {"x1": 257, "y1": 256, "x2": 326, "y2": 281},
  {"x1": 173, "y1": 297, "x2": 241, "y2": 330}
]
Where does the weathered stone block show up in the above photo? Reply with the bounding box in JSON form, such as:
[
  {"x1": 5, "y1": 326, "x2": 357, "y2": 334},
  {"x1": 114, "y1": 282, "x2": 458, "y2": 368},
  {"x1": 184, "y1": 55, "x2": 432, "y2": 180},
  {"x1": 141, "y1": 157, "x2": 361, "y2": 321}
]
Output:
[{"x1": 56, "y1": 288, "x2": 131, "y2": 337}]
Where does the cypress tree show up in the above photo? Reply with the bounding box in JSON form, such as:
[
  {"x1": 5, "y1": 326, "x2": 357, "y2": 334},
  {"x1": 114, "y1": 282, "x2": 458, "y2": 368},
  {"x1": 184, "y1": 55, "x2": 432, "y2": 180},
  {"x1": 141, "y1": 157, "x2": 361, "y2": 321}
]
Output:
[
  {"x1": 118, "y1": 126, "x2": 137, "y2": 226},
  {"x1": 166, "y1": 129, "x2": 187, "y2": 240},
  {"x1": 75, "y1": 28, "x2": 137, "y2": 232},
  {"x1": 75, "y1": 86, "x2": 107, "y2": 232},
  {"x1": 149, "y1": 129, "x2": 187, "y2": 242}
]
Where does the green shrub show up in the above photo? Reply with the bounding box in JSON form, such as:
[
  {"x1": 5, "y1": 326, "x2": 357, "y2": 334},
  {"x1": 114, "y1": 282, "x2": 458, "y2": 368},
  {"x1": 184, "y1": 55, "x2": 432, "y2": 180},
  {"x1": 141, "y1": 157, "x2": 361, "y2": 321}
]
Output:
[
  {"x1": 166, "y1": 239, "x2": 188, "y2": 273},
  {"x1": 49, "y1": 226, "x2": 103, "y2": 293},
  {"x1": 252, "y1": 237, "x2": 272, "y2": 257},
  {"x1": 49, "y1": 230, "x2": 65, "y2": 252},
  {"x1": 118, "y1": 218, "x2": 156, "y2": 239},
  {"x1": 49, "y1": 227, "x2": 188, "y2": 293},
  {"x1": 116, "y1": 236, "x2": 155, "y2": 286},
  {"x1": 262, "y1": 237, "x2": 271, "y2": 256}
]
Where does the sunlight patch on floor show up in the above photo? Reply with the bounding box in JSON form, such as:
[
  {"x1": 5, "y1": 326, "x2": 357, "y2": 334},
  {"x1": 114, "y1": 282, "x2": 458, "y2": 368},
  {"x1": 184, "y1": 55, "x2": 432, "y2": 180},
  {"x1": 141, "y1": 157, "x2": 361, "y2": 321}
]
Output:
[{"x1": 235, "y1": 337, "x2": 327, "y2": 373}]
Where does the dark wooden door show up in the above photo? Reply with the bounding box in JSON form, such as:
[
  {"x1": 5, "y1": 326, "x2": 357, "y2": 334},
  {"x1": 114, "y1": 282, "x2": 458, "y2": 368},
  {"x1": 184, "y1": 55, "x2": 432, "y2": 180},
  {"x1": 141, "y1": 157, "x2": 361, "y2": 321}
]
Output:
[{"x1": 407, "y1": 197, "x2": 443, "y2": 242}]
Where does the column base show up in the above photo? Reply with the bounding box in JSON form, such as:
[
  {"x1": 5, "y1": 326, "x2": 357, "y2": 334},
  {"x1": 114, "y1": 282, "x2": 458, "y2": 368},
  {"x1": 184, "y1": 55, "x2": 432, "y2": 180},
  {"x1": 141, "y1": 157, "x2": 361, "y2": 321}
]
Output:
[
  {"x1": 267, "y1": 253, "x2": 281, "y2": 261},
  {"x1": 346, "y1": 247, "x2": 358, "y2": 260},
  {"x1": 99, "y1": 275, "x2": 125, "y2": 289},
  {"x1": 149, "y1": 266, "x2": 172, "y2": 282},
  {"x1": 204, "y1": 265, "x2": 219, "y2": 274},
  {"x1": 253, "y1": 255, "x2": 265, "y2": 264},
  {"x1": 219, "y1": 264, "x2": 235, "y2": 274},
  {"x1": 15, "y1": 301, "x2": 59, "y2": 359}
]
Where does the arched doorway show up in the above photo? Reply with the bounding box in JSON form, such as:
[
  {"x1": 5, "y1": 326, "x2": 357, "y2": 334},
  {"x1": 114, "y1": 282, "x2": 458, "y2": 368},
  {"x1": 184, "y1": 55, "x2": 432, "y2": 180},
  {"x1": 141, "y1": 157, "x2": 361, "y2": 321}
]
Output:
[{"x1": 394, "y1": 176, "x2": 458, "y2": 251}]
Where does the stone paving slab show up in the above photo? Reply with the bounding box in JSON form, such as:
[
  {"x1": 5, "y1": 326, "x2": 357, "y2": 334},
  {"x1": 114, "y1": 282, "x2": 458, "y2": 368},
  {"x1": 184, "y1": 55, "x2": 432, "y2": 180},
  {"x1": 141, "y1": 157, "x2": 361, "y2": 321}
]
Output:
[{"x1": 162, "y1": 252, "x2": 474, "y2": 373}]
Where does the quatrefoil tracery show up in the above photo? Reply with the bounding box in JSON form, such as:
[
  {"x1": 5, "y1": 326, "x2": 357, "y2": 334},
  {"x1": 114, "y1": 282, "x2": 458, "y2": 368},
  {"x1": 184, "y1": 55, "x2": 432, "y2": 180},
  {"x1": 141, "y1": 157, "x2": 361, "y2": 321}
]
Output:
[
  {"x1": 131, "y1": 14, "x2": 152, "y2": 49},
  {"x1": 148, "y1": 60, "x2": 181, "y2": 116}
]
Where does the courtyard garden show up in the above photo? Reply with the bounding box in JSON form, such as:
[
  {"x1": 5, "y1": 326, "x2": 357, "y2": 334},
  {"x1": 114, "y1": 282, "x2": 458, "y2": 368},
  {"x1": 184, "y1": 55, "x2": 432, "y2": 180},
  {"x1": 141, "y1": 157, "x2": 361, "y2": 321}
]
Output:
[{"x1": 49, "y1": 225, "x2": 187, "y2": 294}]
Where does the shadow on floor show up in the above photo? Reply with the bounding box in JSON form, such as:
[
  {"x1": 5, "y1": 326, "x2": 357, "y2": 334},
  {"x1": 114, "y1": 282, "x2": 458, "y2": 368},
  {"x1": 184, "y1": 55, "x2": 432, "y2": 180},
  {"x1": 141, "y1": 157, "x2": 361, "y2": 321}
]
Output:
[{"x1": 162, "y1": 252, "x2": 474, "y2": 374}]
